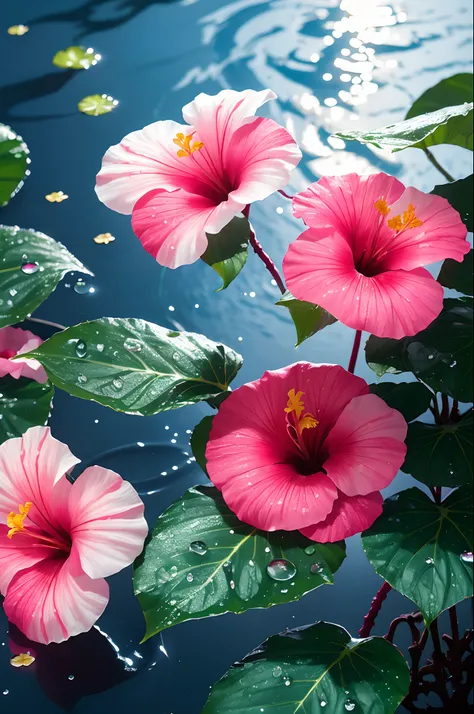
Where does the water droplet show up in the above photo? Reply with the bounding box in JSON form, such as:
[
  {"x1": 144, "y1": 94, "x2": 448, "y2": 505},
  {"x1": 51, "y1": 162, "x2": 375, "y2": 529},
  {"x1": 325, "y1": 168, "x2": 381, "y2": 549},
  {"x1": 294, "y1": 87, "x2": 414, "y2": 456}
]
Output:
[
  {"x1": 345, "y1": 700, "x2": 356, "y2": 711},
  {"x1": 321, "y1": 702, "x2": 327, "y2": 708},
  {"x1": 96, "y1": 343, "x2": 104, "y2": 352},
  {"x1": 304, "y1": 546, "x2": 316, "y2": 555},
  {"x1": 124, "y1": 338, "x2": 142, "y2": 353},
  {"x1": 272, "y1": 666, "x2": 282, "y2": 678},
  {"x1": 266, "y1": 559, "x2": 297, "y2": 582},
  {"x1": 189, "y1": 541, "x2": 208, "y2": 556},
  {"x1": 186, "y1": 573, "x2": 194, "y2": 583},
  {"x1": 78, "y1": 374, "x2": 87, "y2": 383},
  {"x1": 9, "y1": 288, "x2": 17, "y2": 297},
  {"x1": 283, "y1": 676, "x2": 292, "y2": 687},
  {"x1": 75, "y1": 340, "x2": 87, "y2": 358},
  {"x1": 3, "y1": 690, "x2": 9, "y2": 695},
  {"x1": 461, "y1": 551, "x2": 473, "y2": 563},
  {"x1": 310, "y1": 562, "x2": 324, "y2": 574},
  {"x1": 425, "y1": 558, "x2": 434, "y2": 565},
  {"x1": 74, "y1": 279, "x2": 89, "y2": 294},
  {"x1": 21, "y1": 261, "x2": 39, "y2": 274},
  {"x1": 170, "y1": 566, "x2": 178, "y2": 578},
  {"x1": 68, "y1": 675, "x2": 75, "y2": 681},
  {"x1": 113, "y1": 378, "x2": 123, "y2": 390}
]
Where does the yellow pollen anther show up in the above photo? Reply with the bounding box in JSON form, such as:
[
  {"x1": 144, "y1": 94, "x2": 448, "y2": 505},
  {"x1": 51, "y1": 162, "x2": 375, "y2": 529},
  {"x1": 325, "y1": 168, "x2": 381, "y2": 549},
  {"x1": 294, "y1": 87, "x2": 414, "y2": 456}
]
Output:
[
  {"x1": 388, "y1": 203, "x2": 423, "y2": 232},
  {"x1": 11, "y1": 653, "x2": 35, "y2": 668},
  {"x1": 173, "y1": 132, "x2": 204, "y2": 158},
  {"x1": 374, "y1": 198, "x2": 390, "y2": 216},
  {"x1": 284, "y1": 389, "x2": 305, "y2": 419},
  {"x1": 7, "y1": 502, "x2": 32, "y2": 539},
  {"x1": 299, "y1": 414, "x2": 320, "y2": 432}
]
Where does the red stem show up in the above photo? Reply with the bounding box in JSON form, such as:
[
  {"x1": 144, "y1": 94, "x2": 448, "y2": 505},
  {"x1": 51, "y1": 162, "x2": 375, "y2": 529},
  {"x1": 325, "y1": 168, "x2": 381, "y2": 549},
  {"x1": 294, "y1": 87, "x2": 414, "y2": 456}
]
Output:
[
  {"x1": 243, "y1": 206, "x2": 286, "y2": 294},
  {"x1": 348, "y1": 330, "x2": 362, "y2": 374},
  {"x1": 359, "y1": 581, "x2": 392, "y2": 637},
  {"x1": 278, "y1": 189, "x2": 294, "y2": 200}
]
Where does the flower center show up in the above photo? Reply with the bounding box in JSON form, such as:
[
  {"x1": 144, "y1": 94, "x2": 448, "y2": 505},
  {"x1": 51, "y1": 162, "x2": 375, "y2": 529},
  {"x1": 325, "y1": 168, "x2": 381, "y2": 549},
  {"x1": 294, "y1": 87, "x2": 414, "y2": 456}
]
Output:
[
  {"x1": 284, "y1": 389, "x2": 319, "y2": 461},
  {"x1": 173, "y1": 132, "x2": 204, "y2": 158},
  {"x1": 0, "y1": 349, "x2": 16, "y2": 359},
  {"x1": 7, "y1": 502, "x2": 70, "y2": 552}
]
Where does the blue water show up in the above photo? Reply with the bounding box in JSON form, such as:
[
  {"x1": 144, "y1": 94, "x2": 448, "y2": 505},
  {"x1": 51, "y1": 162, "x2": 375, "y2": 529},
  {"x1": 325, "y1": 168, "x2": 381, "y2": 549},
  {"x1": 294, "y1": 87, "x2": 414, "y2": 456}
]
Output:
[{"x1": 0, "y1": 1, "x2": 472, "y2": 712}]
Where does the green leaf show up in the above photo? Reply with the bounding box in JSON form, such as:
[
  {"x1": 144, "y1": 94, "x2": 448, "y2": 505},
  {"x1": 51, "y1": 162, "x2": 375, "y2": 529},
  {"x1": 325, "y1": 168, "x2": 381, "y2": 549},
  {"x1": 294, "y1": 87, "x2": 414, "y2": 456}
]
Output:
[
  {"x1": 78, "y1": 94, "x2": 118, "y2": 116},
  {"x1": 0, "y1": 225, "x2": 92, "y2": 329},
  {"x1": 362, "y1": 487, "x2": 473, "y2": 625},
  {"x1": 334, "y1": 102, "x2": 473, "y2": 152},
  {"x1": 438, "y1": 248, "x2": 473, "y2": 296},
  {"x1": 52, "y1": 46, "x2": 101, "y2": 70},
  {"x1": 201, "y1": 216, "x2": 250, "y2": 291},
  {"x1": 365, "y1": 298, "x2": 473, "y2": 402},
  {"x1": 406, "y1": 73, "x2": 473, "y2": 120},
  {"x1": 190, "y1": 415, "x2": 214, "y2": 474},
  {"x1": 0, "y1": 124, "x2": 29, "y2": 207},
  {"x1": 276, "y1": 291, "x2": 337, "y2": 347},
  {"x1": 203, "y1": 621, "x2": 410, "y2": 714},
  {"x1": 0, "y1": 377, "x2": 54, "y2": 445},
  {"x1": 432, "y1": 174, "x2": 473, "y2": 233},
  {"x1": 402, "y1": 409, "x2": 473, "y2": 487},
  {"x1": 134, "y1": 486, "x2": 346, "y2": 640},
  {"x1": 23, "y1": 318, "x2": 243, "y2": 416},
  {"x1": 369, "y1": 381, "x2": 432, "y2": 423}
]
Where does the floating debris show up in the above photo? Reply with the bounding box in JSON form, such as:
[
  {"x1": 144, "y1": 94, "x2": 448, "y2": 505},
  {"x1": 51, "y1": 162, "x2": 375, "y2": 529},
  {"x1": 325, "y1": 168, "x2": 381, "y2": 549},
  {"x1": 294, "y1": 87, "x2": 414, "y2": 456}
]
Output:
[
  {"x1": 7, "y1": 25, "x2": 29, "y2": 35},
  {"x1": 78, "y1": 94, "x2": 119, "y2": 116},
  {"x1": 93, "y1": 232, "x2": 115, "y2": 244},
  {"x1": 45, "y1": 191, "x2": 69, "y2": 203},
  {"x1": 53, "y1": 46, "x2": 101, "y2": 70},
  {"x1": 10, "y1": 653, "x2": 35, "y2": 668}
]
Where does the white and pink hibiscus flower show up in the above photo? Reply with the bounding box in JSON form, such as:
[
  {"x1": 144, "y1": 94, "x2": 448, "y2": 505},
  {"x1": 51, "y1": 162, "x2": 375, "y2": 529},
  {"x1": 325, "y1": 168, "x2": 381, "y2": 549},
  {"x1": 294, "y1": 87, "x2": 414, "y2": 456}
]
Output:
[
  {"x1": 0, "y1": 427, "x2": 148, "y2": 644},
  {"x1": 95, "y1": 89, "x2": 301, "y2": 268},
  {"x1": 0, "y1": 326, "x2": 48, "y2": 383}
]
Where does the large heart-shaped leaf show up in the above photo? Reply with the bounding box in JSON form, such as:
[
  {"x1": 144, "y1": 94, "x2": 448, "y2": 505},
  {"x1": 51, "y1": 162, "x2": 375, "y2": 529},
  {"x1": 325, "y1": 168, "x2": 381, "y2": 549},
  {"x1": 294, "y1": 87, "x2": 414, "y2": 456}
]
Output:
[
  {"x1": 334, "y1": 102, "x2": 473, "y2": 152},
  {"x1": 0, "y1": 125, "x2": 29, "y2": 207},
  {"x1": 203, "y1": 621, "x2": 409, "y2": 714},
  {"x1": 0, "y1": 376, "x2": 54, "y2": 445},
  {"x1": 22, "y1": 319, "x2": 243, "y2": 416},
  {"x1": 0, "y1": 225, "x2": 92, "y2": 328},
  {"x1": 370, "y1": 381, "x2": 432, "y2": 423},
  {"x1": 362, "y1": 487, "x2": 473, "y2": 625},
  {"x1": 406, "y1": 73, "x2": 473, "y2": 120},
  {"x1": 134, "y1": 486, "x2": 346, "y2": 640},
  {"x1": 201, "y1": 216, "x2": 250, "y2": 291},
  {"x1": 432, "y1": 174, "x2": 473, "y2": 233},
  {"x1": 402, "y1": 409, "x2": 473, "y2": 487},
  {"x1": 276, "y1": 291, "x2": 337, "y2": 346},
  {"x1": 365, "y1": 299, "x2": 473, "y2": 402},
  {"x1": 438, "y1": 248, "x2": 473, "y2": 296}
]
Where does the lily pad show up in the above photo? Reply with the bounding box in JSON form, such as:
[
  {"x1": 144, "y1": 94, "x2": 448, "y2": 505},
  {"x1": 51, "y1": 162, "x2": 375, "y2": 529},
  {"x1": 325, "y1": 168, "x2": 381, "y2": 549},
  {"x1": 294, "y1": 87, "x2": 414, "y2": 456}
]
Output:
[
  {"x1": 52, "y1": 46, "x2": 101, "y2": 70},
  {"x1": 0, "y1": 376, "x2": 54, "y2": 445},
  {"x1": 78, "y1": 94, "x2": 118, "y2": 116},
  {"x1": 0, "y1": 124, "x2": 29, "y2": 207}
]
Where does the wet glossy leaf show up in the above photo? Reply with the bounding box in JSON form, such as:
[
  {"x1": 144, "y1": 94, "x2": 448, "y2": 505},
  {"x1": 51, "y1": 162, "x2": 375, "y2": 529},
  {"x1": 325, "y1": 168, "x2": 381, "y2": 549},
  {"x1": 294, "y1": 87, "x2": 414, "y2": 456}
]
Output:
[
  {"x1": 0, "y1": 225, "x2": 92, "y2": 328},
  {"x1": 362, "y1": 487, "x2": 473, "y2": 625},
  {"x1": 190, "y1": 415, "x2": 214, "y2": 474},
  {"x1": 134, "y1": 486, "x2": 346, "y2": 639},
  {"x1": 23, "y1": 319, "x2": 243, "y2": 416},
  {"x1": 365, "y1": 298, "x2": 473, "y2": 402},
  {"x1": 201, "y1": 216, "x2": 250, "y2": 291},
  {"x1": 0, "y1": 124, "x2": 29, "y2": 207},
  {"x1": 335, "y1": 102, "x2": 473, "y2": 152},
  {"x1": 438, "y1": 248, "x2": 473, "y2": 296},
  {"x1": 406, "y1": 73, "x2": 473, "y2": 120},
  {"x1": 402, "y1": 409, "x2": 473, "y2": 486},
  {"x1": 0, "y1": 376, "x2": 54, "y2": 445},
  {"x1": 78, "y1": 94, "x2": 118, "y2": 116},
  {"x1": 276, "y1": 291, "x2": 337, "y2": 346},
  {"x1": 203, "y1": 621, "x2": 409, "y2": 714},
  {"x1": 432, "y1": 174, "x2": 473, "y2": 233},
  {"x1": 369, "y1": 381, "x2": 432, "y2": 423},
  {"x1": 52, "y1": 45, "x2": 101, "y2": 70}
]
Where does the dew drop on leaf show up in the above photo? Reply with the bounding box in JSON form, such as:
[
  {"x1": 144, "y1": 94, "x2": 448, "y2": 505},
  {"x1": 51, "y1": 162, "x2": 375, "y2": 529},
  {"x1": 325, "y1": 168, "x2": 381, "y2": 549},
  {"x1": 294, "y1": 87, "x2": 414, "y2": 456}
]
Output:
[
  {"x1": 266, "y1": 559, "x2": 297, "y2": 582},
  {"x1": 124, "y1": 338, "x2": 142, "y2": 353},
  {"x1": 272, "y1": 666, "x2": 282, "y2": 678},
  {"x1": 189, "y1": 541, "x2": 208, "y2": 556},
  {"x1": 75, "y1": 340, "x2": 87, "y2": 358},
  {"x1": 461, "y1": 551, "x2": 473, "y2": 563},
  {"x1": 21, "y1": 261, "x2": 39, "y2": 274},
  {"x1": 186, "y1": 573, "x2": 194, "y2": 583},
  {"x1": 112, "y1": 378, "x2": 123, "y2": 390},
  {"x1": 345, "y1": 700, "x2": 356, "y2": 711},
  {"x1": 304, "y1": 546, "x2": 316, "y2": 555}
]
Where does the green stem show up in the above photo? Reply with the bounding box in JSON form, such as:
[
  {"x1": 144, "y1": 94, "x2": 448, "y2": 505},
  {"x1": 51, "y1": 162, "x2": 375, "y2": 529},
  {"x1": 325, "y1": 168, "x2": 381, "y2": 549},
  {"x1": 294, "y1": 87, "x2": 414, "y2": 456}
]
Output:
[{"x1": 423, "y1": 147, "x2": 455, "y2": 183}]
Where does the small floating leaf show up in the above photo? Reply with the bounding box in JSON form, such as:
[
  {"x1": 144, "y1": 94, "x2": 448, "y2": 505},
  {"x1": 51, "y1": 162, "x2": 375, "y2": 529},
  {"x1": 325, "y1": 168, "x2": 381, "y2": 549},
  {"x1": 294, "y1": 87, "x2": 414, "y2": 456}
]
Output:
[
  {"x1": 52, "y1": 45, "x2": 101, "y2": 70},
  {"x1": 0, "y1": 124, "x2": 29, "y2": 207},
  {"x1": 45, "y1": 191, "x2": 69, "y2": 203},
  {"x1": 78, "y1": 94, "x2": 119, "y2": 116},
  {"x1": 7, "y1": 25, "x2": 29, "y2": 36},
  {"x1": 93, "y1": 232, "x2": 115, "y2": 245}
]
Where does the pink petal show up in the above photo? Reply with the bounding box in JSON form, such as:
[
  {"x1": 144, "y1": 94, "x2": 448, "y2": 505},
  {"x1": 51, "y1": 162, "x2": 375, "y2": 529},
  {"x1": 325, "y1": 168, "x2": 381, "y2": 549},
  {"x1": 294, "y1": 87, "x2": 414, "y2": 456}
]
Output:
[
  {"x1": 0, "y1": 426, "x2": 79, "y2": 536},
  {"x1": 226, "y1": 117, "x2": 302, "y2": 205},
  {"x1": 0, "y1": 525, "x2": 53, "y2": 596},
  {"x1": 95, "y1": 119, "x2": 220, "y2": 215},
  {"x1": 377, "y1": 187, "x2": 469, "y2": 271},
  {"x1": 0, "y1": 327, "x2": 47, "y2": 383},
  {"x1": 300, "y1": 491, "x2": 383, "y2": 542},
  {"x1": 3, "y1": 554, "x2": 109, "y2": 644},
  {"x1": 68, "y1": 465, "x2": 147, "y2": 579},
  {"x1": 292, "y1": 173, "x2": 405, "y2": 240},
  {"x1": 324, "y1": 394, "x2": 407, "y2": 497},
  {"x1": 131, "y1": 188, "x2": 240, "y2": 268},
  {"x1": 206, "y1": 363, "x2": 368, "y2": 531},
  {"x1": 283, "y1": 231, "x2": 444, "y2": 338}
]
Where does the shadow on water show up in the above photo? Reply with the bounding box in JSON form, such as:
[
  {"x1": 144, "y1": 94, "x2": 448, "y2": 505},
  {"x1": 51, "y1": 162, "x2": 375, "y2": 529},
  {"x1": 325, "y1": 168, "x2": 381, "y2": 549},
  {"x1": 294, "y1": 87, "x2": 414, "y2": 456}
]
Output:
[
  {"x1": 29, "y1": 0, "x2": 183, "y2": 39},
  {"x1": 0, "y1": 71, "x2": 77, "y2": 122}
]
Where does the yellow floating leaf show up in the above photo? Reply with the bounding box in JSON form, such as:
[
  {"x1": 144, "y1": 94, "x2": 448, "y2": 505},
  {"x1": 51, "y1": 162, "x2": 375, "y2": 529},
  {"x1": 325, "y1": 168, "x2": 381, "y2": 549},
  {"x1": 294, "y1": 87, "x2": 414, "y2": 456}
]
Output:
[
  {"x1": 45, "y1": 191, "x2": 69, "y2": 203},
  {"x1": 8, "y1": 25, "x2": 29, "y2": 35},
  {"x1": 93, "y1": 232, "x2": 115, "y2": 244},
  {"x1": 11, "y1": 653, "x2": 35, "y2": 668}
]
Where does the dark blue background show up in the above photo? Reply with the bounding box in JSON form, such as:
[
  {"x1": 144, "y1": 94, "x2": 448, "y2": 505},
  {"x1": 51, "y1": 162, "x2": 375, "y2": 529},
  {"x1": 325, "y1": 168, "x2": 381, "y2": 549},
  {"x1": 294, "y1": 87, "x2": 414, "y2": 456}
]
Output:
[{"x1": 1, "y1": 0, "x2": 472, "y2": 711}]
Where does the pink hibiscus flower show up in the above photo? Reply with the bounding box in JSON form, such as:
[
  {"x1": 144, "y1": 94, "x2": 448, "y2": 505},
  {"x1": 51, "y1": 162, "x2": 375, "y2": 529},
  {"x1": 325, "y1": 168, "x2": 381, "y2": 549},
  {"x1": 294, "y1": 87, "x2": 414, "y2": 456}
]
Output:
[
  {"x1": 282, "y1": 173, "x2": 469, "y2": 339},
  {"x1": 206, "y1": 363, "x2": 407, "y2": 543},
  {"x1": 0, "y1": 427, "x2": 148, "y2": 644},
  {"x1": 95, "y1": 89, "x2": 301, "y2": 268},
  {"x1": 0, "y1": 326, "x2": 48, "y2": 383}
]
